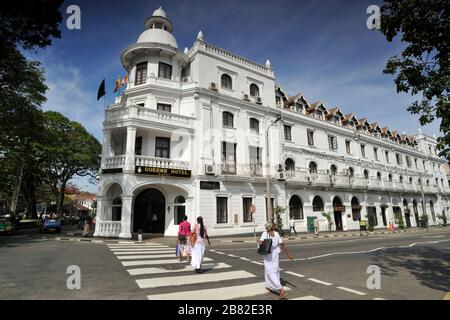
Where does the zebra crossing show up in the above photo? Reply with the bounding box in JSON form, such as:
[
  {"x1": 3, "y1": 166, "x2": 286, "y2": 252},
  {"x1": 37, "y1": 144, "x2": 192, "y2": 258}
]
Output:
[{"x1": 106, "y1": 242, "x2": 323, "y2": 300}]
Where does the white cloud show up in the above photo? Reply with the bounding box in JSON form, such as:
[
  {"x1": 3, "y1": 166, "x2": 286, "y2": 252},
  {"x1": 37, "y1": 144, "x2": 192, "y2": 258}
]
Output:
[{"x1": 41, "y1": 59, "x2": 104, "y2": 141}]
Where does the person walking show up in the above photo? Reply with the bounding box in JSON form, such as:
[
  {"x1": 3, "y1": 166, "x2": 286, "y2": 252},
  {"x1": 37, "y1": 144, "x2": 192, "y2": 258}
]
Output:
[
  {"x1": 259, "y1": 221, "x2": 293, "y2": 299},
  {"x1": 314, "y1": 217, "x2": 320, "y2": 235},
  {"x1": 178, "y1": 215, "x2": 191, "y2": 244},
  {"x1": 191, "y1": 216, "x2": 210, "y2": 273},
  {"x1": 288, "y1": 218, "x2": 297, "y2": 236}
]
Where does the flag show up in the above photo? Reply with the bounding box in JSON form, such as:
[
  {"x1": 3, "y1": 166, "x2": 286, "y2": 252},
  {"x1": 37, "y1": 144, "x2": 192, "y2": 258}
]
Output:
[
  {"x1": 97, "y1": 79, "x2": 106, "y2": 100},
  {"x1": 113, "y1": 77, "x2": 121, "y2": 93},
  {"x1": 121, "y1": 74, "x2": 128, "y2": 86}
]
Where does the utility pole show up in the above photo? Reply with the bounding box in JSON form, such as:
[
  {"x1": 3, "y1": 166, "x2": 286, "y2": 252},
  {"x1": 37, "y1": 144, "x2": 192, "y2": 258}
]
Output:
[
  {"x1": 266, "y1": 116, "x2": 282, "y2": 223},
  {"x1": 419, "y1": 172, "x2": 427, "y2": 221}
]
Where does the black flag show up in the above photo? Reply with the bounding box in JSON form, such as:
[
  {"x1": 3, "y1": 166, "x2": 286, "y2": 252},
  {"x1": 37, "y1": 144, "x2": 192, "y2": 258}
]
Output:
[{"x1": 97, "y1": 79, "x2": 106, "y2": 100}]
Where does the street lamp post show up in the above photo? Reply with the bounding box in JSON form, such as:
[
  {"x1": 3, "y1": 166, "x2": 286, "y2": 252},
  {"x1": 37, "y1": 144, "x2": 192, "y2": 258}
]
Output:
[{"x1": 266, "y1": 116, "x2": 282, "y2": 223}]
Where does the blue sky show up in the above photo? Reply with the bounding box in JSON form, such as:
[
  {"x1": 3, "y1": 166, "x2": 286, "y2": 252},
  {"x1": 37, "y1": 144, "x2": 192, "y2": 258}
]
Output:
[{"x1": 26, "y1": 0, "x2": 441, "y2": 192}]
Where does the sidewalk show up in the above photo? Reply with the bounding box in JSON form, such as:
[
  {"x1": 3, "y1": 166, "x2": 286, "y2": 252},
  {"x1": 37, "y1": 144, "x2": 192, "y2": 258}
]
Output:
[{"x1": 60, "y1": 225, "x2": 448, "y2": 244}]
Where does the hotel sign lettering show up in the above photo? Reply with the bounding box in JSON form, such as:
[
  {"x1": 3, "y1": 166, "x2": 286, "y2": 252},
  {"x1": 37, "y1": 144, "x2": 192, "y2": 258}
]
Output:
[{"x1": 135, "y1": 166, "x2": 191, "y2": 178}]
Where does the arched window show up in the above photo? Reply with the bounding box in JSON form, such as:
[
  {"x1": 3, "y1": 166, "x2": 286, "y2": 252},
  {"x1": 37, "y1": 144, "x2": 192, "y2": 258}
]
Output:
[
  {"x1": 363, "y1": 170, "x2": 369, "y2": 179},
  {"x1": 222, "y1": 111, "x2": 234, "y2": 128},
  {"x1": 409, "y1": 177, "x2": 413, "y2": 184},
  {"x1": 289, "y1": 195, "x2": 303, "y2": 220},
  {"x1": 309, "y1": 162, "x2": 318, "y2": 174},
  {"x1": 348, "y1": 167, "x2": 354, "y2": 178},
  {"x1": 330, "y1": 165, "x2": 337, "y2": 175},
  {"x1": 399, "y1": 175, "x2": 403, "y2": 183},
  {"x1": 426, "y1": 179, "x2": 430, "y2": 186},
  {"x1": 174, "y1": 196, "x2": 186, "y2": 225},
  {"x1": 351, "y1": 197, "x2": 361, "y2": 221},
  {"x1": 221, "y1": 74, "x2": 232, "y2": 89},
  {"x1": 377, "y1": 172, "x2": 382, "y2": 181},
  {"x1": 403, "y1": 199, "x2": 408, "y2": 207},
  {"x1": 388, "y1": 174, "x2": 393, "y2": 182},
  {"x1": 249, "y1": 83, "x2": 260, "y2": 97},
  {"x1": 312, "y1": 196, "x2": 324, "y2": 212},
  {"x1": 112, "y1": 198, "x2": 122, "y2": 221},
  {"x1": 249, "y1": 118, "x2": 259, "y2": 133},
  {"x1": 285, "y1": 158, "x2": 295, "y2": 171}
]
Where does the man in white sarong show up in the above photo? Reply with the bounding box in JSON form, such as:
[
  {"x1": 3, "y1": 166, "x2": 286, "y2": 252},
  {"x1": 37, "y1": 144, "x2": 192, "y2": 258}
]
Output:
[{"x1": 259, "y1": 222, "x2": 293, "y2": 299}]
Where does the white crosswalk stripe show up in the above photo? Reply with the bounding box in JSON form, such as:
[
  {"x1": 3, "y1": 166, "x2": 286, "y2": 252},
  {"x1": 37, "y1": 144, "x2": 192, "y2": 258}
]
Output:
[
  {"x1": 136, "y1": 270, "x2": 256, "y2": 289},
  {"x1": 106, "y1": 241, "x2": 325, "y2": 300},
  {"x1": 146, "y1": 282, "x2": 292, "y2": 300},
  {"x1": 117, "y1": 254, "x2": 176, "y2": 260},
  {"x1": 126, "y1": 262, "x2": 232, "y2": 276}
]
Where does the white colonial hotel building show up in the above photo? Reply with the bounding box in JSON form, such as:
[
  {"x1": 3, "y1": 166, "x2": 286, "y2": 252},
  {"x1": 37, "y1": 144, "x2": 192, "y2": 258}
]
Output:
[{"x1": 94, "y1": 7, "x2": 450, "y2": 238}]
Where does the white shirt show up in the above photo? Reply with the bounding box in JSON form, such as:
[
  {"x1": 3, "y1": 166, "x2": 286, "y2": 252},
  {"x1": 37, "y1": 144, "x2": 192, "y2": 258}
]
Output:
[{"x1": 260, "y1": 231, "x2": 283, "y2": 254}]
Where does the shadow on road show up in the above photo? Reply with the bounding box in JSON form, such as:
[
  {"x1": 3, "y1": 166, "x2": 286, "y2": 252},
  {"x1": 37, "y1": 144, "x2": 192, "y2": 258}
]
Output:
[{"x1": 370, "y1": 246, "x2": 450, "y2": 293}]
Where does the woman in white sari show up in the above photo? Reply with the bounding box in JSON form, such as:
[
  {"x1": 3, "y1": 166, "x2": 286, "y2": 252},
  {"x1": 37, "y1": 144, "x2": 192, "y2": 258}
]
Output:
[
  {"x1": 259, "y1": 221, "x2": 293, "y2": 299},
  {"x1": 191, "y1": 216, "x2": 211, "y2": 273}
]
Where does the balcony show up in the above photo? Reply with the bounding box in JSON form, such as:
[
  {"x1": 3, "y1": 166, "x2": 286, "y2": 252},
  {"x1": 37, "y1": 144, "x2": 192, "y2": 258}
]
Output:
[
  {"x1": 221, "y1": 162, "x2": 237, "y2": 175},
  {"x1": 285, "y1": 170, "x2": 310, "y2": 186},
  {"x1": 135, "y1": 155, "x2": 190, "y2": 170},
  {"x1": 249, "y1": 163, "x2": 263, "y2": 177},
  {"x1": 102, "y1": 155, "x2": 126, "y2": 169},
  {"x1": 105, "y1": 105, "x2": 194, "y2": 130},
  {"x1": 350, "y1": 177, "x2": 369, "y2": 190},
  {"x1": 331, "y1": 175, "x2": 351, "y2": 189}
]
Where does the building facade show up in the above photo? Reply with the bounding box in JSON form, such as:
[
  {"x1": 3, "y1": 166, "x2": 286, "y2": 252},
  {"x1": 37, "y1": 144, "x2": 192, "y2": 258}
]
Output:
[{"x1": 94, "y1": 7, "x2": 450, "y2": 238}]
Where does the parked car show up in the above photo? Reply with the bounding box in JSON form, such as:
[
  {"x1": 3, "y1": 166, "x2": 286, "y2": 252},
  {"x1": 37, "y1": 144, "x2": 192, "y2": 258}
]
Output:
[
  {"x1": 0, "y1": 214, "x2": 17, "y2": 235},
  {"x1": 40, "y1": 217, "x2": 62, "y2": 233}
]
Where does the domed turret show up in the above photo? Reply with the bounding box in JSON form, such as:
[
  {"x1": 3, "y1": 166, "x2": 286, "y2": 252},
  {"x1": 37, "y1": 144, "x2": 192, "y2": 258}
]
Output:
[
  {"x1": 138, "y1": 6, "x2": 177, "y2": 48},
  {"x1": 121, "y1": 7, "x2": 187, "y2": 71}
]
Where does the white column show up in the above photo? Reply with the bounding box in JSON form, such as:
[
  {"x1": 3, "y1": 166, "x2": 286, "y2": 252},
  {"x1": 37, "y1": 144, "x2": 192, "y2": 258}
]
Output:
[
  {"x1": 93, "y1": 196, "x2": 104, "y2": 237},
  {"x1": 119, "y1": 194, "x2": 133, "y2": 239},
  {"x1": 125, "y1": 126, "x2": 137, "y2": 173},
  {"x1": 102, "y1": 129, "x2": 111, "y2": 168}
]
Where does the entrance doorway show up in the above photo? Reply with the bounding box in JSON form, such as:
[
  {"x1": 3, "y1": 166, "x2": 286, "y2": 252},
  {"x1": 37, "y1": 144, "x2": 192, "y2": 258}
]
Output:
[
  {"x1": 403, "y1": 200, "x2": 411, "y2": 228},
  {"x1": 133, "y1": 189, "x2": 165, "y2": 233},
  {"x1": 367, "y1": 207, "x2": 378, "y2": 227},
  {"x1": 380, "y1": 206, "x2": 387, "y2": 226},
  {"x1": 333, "y1": 197, "x2": 344, "y2": 231}
]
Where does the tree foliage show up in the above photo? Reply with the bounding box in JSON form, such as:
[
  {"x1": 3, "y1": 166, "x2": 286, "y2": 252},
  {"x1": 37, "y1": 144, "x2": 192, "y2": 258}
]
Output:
[
  {"x1": 40, "y1": 111, "x2": 101, "y2": 215},
  {"x1": 380, "y1": 0, "x2": 450, "y2": 160}
]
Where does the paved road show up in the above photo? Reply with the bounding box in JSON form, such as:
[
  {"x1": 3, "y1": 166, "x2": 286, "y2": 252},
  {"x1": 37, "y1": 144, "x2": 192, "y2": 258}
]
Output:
[{"x1": 0, "y1": 228, "x2": 449, "y2": 300}]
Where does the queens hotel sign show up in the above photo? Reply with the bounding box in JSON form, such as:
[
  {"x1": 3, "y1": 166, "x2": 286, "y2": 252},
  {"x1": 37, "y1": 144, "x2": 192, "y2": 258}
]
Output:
[{"x1": 135, "y1": 166, "x2": 191, "y2": 178}]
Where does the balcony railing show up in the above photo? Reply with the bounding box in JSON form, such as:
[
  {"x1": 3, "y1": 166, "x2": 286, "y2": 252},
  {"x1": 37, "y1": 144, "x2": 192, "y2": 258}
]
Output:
[
  {"x1": 105, "y1": 105, "x2": 194, "y2": 128},
  {"x1": 221, "y1": 162, "x2": 237, "y2": 175},
  {"x1": 96, "y1": 221, "x2": 121, "y2": 237},
  {"x1": 249, "y1": 163, "x2": 263, "y2": 177},
  {"x1": 135, "y1": 155, "x2": 190, "y2": 170},
  {"x1": 103, "y1": 155, "x2": 126, "y2": 169}
]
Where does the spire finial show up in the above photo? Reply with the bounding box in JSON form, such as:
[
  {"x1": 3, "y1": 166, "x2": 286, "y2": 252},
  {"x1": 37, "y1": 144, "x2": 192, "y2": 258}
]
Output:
[
  {"x1": 184, "y1": 47, "x2": 188, "y2": 54},
  {"x1": 266, "y1": 59, "x2": 272, "y2": 68},
  {"x1": 197, "y1": 30, "x2": 204, "y2": 41}
]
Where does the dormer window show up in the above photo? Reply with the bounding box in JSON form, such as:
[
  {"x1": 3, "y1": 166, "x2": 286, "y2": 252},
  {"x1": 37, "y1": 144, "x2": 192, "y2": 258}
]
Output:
[
  {"x1": 221, "y1": 74, "x2": 232, "y2": 89},
  {"x1": 276, "y1": 96, "x2": 282, "y2": 106},
  {"x1": 158, "y1": 62, "x2": 172, "y2": 79},
  {"x1": 250, "y1": 83, "x2": 259, "y2": 97},
  {"x1": 333, "y1": 116, "x2": 340, "y2": 125}
]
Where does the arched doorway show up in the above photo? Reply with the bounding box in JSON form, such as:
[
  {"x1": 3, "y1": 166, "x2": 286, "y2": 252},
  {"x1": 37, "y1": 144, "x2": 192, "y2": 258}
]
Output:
[
  {"x1": 333, "y1": 196, "x2": 345, "y2": 231},
  {"x1": 351, "y1": 197, "x2": 361, "y2": 221},
  {"x1": 133, "y1": 189, "x2": 165, "y2": 233},
  {"x1": 403, "y1": 199, "x2": 411, "y2": 228},
  {"x1": 289, "y1": 195, "x2": 303, "y2": 220}
]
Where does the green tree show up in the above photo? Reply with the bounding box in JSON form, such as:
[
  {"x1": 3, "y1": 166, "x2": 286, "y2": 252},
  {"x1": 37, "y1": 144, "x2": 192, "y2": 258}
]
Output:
[
  {"x1": 40, "y1": 111, "x2": 101, "y2": 215},
  {"x1": 322, "y1": 212, "x2": 334, "y2": 233},
  {"x1": 380, "y1": 0, "x2": 450, "y2": 160},
  {"x1": 273, "y1": 206, "x2": 286, "y2": 236}
]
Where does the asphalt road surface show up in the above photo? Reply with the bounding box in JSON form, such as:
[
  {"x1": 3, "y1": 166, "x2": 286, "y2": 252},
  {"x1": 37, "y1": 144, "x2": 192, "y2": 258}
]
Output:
[{"x1": 0, "y1": 227, "x2": 449, "y2": 300}]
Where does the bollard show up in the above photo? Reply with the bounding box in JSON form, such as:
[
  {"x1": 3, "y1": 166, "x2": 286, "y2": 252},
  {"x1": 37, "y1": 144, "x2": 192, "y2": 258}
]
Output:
[{"x1": 138, "y1": 229, "x2": 143, "y2": 242}]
